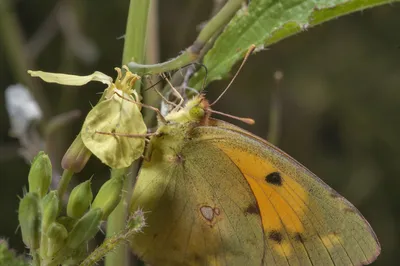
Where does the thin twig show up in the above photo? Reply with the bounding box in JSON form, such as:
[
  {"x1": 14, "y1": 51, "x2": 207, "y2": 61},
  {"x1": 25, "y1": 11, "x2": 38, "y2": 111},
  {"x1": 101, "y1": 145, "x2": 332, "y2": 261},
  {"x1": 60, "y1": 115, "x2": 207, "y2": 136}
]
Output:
[{"x1": 127, "y1": 0, "x2": 244, "y2": 75}]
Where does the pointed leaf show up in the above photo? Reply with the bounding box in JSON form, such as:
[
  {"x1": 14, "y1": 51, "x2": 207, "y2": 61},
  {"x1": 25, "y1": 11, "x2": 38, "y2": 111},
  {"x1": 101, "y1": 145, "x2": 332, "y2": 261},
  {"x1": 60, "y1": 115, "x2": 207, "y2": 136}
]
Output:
[{"x1": 189, "y1": 0, "x2": 399, "y2": 89}]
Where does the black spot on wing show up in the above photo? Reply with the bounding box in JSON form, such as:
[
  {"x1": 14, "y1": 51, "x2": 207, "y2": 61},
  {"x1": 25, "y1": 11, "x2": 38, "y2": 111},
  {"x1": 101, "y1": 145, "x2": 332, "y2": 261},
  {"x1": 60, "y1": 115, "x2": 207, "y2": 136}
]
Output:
[
  {"x1": 265, "y1": 172, "x2": 282, "y2": 186},
  {"x1": 245, "y1": 203, "x2": 260, "y2": 215},
  {"x1": 268, "y1": 230, "x2": 283, "y2": 244}
]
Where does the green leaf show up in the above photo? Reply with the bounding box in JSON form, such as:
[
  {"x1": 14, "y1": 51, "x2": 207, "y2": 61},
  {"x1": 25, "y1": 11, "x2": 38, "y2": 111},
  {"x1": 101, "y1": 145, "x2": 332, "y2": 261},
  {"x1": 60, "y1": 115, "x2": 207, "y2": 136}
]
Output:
[{"x1": 189, "y1": 0, "x2": 399, "y2": 89}]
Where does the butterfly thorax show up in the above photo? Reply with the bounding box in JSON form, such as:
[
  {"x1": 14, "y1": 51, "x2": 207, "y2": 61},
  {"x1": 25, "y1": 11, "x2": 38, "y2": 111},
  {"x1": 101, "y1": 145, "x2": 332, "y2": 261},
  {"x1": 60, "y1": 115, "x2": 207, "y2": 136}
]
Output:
[
  {"x1": 145, "y1": 122, "x2": 193, "y2": 167},
  {"x1": 147, "y1": 95, "x2": 211, "y2": 164}
]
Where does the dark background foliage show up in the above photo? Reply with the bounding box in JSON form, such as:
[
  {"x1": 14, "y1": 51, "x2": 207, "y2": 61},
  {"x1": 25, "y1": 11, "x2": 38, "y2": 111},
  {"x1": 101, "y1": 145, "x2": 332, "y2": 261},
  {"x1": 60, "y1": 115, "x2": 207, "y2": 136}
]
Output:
[{"x1": 0, "y1": 0, "x2": 399, "y2": 265}]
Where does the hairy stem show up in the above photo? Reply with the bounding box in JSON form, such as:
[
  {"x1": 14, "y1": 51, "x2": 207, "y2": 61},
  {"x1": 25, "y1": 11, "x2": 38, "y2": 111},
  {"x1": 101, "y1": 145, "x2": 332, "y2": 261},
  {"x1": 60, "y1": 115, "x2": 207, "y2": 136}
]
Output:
[
  {"x1": 79, "y1": 210, "x2": 146, "y2": 266},
  {"x1": 127, "y1": 0, "x2": 243, "y2": 75}
]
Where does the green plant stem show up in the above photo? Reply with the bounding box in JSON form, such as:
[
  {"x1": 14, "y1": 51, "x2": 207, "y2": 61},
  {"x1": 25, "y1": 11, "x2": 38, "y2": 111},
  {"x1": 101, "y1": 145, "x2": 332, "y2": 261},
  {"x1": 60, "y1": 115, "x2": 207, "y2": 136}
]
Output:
[
  {"x1": 105, "y1": 168, "x2": 130, "y2": 266},
  {"x1": 142, "y1": 0, "x2": 161, "y2": 126},
  {"x1": 105, "y1": 1, "x2": 151, "y2": 266},
  {"x1": 128, "y1": 52, "x2": 195, "y2": 76},
  {"x1": 57, "y1": 169, "x2": 74, "y2": 201},
  {"x1": 196, "y1": 0, "x2": 242, "y2": 45},
  {"x1": 79, "y1": 210, "x2": 146, "y2": 266},
  {"x1": 122, "y1": 0, "x2": 151, "y2": 78},
  {"x1": 122, "y1": 0, "x2": 150, "y2": 64},
  {"x1": 127, "y1": 0, "x2": 243, "y2": 75}
]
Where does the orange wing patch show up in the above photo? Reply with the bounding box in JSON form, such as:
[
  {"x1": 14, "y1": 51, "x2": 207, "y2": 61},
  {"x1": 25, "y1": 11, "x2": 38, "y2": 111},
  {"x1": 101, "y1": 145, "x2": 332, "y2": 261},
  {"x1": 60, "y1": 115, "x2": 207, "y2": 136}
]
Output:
[{"x1": 215, "y1": 143, "x2": 348, "y2": 265}]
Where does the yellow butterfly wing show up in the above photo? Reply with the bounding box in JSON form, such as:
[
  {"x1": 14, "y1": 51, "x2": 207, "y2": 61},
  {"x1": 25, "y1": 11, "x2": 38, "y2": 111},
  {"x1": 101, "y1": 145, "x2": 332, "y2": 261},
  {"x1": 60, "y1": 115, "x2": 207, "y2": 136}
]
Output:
[
  {"x1": 130, "y1": 123, "x2": 265, "y2": 265},
  {"x1": 195, "y1": 119, "x2": 381, "y2": 265},
  {"x1": 130, "y1": 113, "x2": 380, "y2": 266}
]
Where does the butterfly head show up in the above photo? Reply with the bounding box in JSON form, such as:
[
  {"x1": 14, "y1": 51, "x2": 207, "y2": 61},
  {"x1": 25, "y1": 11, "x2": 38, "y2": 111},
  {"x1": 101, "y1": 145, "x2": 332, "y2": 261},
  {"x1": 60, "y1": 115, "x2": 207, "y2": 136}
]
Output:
[{"x1": 165, "y1": 94, "x2": 211, "y2": 125}]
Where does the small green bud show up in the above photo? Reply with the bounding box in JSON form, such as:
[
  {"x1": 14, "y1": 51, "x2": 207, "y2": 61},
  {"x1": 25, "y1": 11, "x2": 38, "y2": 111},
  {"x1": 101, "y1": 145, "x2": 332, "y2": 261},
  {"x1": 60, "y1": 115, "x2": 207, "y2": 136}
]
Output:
[
  {"x1": 28, "y1": 151, "x2": 52, "y2": 198},
  {"x1": 47, "y1": 222, "x2": 68, "y2": 257},
  {"x1": 61, "y1": 134, "x2": 92, "y2": 173},
  {"x1": 66, "y1": 208, "x2": 102, "y2": 249},
  {"x1": 18, "y1": 192, "x2": 41, "y2": 249},
  {"x1": 47, "y1": 222, "x2": 68, "y2": 240},
  {"x1": 56, "y1": 216, "x2": 76, "y2": 232},
  {"x1": 91, "y1": 175, "x2": 124, "y2": 220},
  {"x1": 67, "y1": 180, "x2": 93, "y2": 219},
  {"x1": 41, "y1": 191, "x2": 59, "y2": 232}
]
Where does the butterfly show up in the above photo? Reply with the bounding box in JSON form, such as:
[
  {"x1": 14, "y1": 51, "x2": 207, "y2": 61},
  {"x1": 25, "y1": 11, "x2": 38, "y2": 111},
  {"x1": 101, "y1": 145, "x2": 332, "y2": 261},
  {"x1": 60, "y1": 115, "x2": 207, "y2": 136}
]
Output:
[{"x1": 129, "y1": 94, "x2": 381, "y2": 266}]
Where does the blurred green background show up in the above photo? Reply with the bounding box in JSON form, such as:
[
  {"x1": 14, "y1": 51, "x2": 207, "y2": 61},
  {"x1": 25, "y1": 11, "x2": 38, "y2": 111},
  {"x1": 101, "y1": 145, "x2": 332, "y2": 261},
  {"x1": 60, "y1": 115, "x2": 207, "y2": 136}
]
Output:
[{"x1": 0, "y1": 0, "x2": 399, "y2": 265}]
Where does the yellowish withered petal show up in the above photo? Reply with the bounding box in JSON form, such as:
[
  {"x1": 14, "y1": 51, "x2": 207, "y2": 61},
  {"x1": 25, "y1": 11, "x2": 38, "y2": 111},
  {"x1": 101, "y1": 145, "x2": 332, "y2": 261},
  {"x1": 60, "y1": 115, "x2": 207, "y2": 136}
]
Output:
[
  {"x1": 81, "y1": 91, "x2": 147, "y2": 169},
  {"x1": 113, "y1": 66, "x2": 140, "y2": 94},
  {"x1": 27, "y1": 70, "x2": 113, "y2": 86}
]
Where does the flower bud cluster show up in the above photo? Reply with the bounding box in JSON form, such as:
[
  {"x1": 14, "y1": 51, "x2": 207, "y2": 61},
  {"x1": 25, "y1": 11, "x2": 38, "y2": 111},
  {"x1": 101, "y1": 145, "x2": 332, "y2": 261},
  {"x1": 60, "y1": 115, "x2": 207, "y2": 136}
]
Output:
[{"x1": 18, "y1": 151, "x2": 126, "y2": 265}]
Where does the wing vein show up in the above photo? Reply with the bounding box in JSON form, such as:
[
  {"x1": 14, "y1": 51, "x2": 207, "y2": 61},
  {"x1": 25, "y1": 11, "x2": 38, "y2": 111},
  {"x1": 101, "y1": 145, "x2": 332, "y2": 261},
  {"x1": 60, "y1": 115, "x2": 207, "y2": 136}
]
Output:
[
  {"x1": 189, "y1": 160, "x2": 241, "y2": 265},
  {"x1": 281, "y1": 175, "x2": 344, "y2": 266}
]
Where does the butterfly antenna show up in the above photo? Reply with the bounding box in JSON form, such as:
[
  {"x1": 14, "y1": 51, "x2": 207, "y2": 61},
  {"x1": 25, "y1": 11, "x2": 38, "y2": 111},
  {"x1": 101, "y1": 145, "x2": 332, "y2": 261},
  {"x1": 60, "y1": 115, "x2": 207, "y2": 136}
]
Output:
[
  {"x1": 142, "y1": 75, "x2": 178, "y2": 108},
  {"x1": 209, "y1": 109, "x2": 255, "y2": 125},
  {"x1": 162, "y1": 73, "x2": 184, "y2": 111},
  {"x1": 210, "y1": 44, "x2": 256, "y2": 106},
  {"x1": 154, "y1": 87, "x2": 178, "y2": 107},
  {"x1": 144, "y1": 77, "x2": 164, "y2": 92}
]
